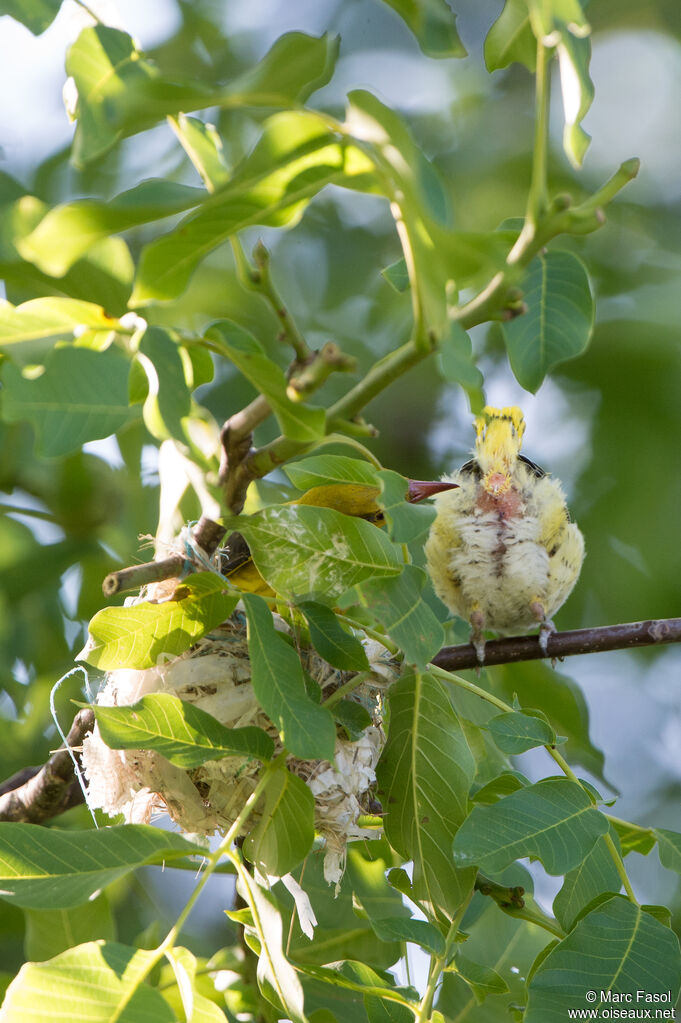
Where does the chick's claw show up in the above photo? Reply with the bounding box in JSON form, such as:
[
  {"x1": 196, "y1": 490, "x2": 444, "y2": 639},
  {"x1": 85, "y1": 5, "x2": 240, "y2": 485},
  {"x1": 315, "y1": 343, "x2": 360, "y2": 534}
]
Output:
[
  {"x1": 538, "y1": 619, "x2": 556, "y2": 657},
  {"x1": 470, "y1": 609, "x2": 487, "y2": 666}
]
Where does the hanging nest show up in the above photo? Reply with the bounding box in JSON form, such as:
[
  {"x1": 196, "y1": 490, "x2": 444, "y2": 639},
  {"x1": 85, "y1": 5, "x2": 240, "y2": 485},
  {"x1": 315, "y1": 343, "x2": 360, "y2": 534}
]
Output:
[{"x1": 82, "y1": 608, "x2": 398, "y2": 884}]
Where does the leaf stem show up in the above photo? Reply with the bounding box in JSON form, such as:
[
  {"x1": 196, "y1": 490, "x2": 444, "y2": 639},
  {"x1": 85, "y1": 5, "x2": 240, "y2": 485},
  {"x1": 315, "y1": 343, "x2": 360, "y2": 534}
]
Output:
[
  {"x1": 416, "y1": 889, "x2": 474, "y2": 1022},
  {"x1": 526, "y1": 37, "x2": 551, "y2": 228}
]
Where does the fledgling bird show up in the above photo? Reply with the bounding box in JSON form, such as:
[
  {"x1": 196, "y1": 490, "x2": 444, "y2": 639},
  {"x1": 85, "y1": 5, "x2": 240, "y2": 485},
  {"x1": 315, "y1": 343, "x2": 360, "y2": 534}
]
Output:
[{"x1": 425, "y1": 406, "x2": 584, "y2": 662}]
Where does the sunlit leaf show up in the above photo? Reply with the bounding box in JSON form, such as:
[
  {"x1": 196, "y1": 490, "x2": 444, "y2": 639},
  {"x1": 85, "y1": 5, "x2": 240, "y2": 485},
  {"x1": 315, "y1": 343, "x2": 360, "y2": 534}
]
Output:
[
  {"x1": 453, "y1": 778, "x2": 609, "y2": 875},
  {"x1": 243, "y1": 594, "x2": 336, "y2": 760},
  {"x1": 501, "y1": 250, "x2": 594, "y2": 392},
  {"x1": 526, "y1": 896, "x2": 681, "y2": 1020},
  {"x1": 90, "y1": 692, "x2": 274, "y2": 767},
  {"x1": 78, "y1": 573, "x2": 239, "y2": 670},
  {"x1": 132, "y1": 111, "x2": 373, "y2": 304},
  {"x1": 1, "y1": 942, "x2": 173, "y2": 1022},
  {"x1": 231, "y1": 504, "x2": 403, "y2": 601},
  {"x1": 136, "y1": 326, "x2": 192, "y2": 443},
  {"x1": 0, "y1": 823, "x2": 204, "y2": 909},
  {"x1": 0, "y1": 296, "x2": 118, "y2": 349},
  {"x1": 237, "y1": 866, "x2": 306, "y2": 1022},
  {"x1": 206, "y1": 320, "x2": 325, "y2": 442},
  {"x1": 67, "y1": 26, "x2": 339, "y2": 167},
  {"x1": 171, "y1": 113, "x2": 231, "y2": 191},
  {"x1": 484, "y1": 0, "x2": 536, "y2": 72},
  {"x1": 19, "y1": 180, "x2": 205, "y2": 275},
  {"x1": 285, "y1": 454, "x2": 379, "y2": 491}
]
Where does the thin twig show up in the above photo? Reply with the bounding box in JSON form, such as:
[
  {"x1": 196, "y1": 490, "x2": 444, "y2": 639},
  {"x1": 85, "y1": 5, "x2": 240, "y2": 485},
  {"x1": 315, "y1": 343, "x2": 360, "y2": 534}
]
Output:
[
  {"x1": 102, "y1": 516, "x2": 226, "y2": 596},
  {"x1": 431, "y1": 618, "x2": 681, "y2": 672},
  {"x1": 0, "y1": 709, "x2": 94, "y2": 823}
]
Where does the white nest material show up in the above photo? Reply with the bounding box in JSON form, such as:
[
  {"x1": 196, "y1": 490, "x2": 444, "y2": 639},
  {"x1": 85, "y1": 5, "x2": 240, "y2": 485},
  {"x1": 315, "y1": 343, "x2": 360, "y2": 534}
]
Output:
[{"x1": 82, "y1": 615, "x2": 397, "y2": 884}]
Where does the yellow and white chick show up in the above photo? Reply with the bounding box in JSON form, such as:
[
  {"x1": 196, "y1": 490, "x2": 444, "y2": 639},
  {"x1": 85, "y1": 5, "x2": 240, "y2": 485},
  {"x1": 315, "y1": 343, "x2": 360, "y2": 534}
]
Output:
[{"x1": 425, "y1": 406, "x2": 584, "y2": 662}]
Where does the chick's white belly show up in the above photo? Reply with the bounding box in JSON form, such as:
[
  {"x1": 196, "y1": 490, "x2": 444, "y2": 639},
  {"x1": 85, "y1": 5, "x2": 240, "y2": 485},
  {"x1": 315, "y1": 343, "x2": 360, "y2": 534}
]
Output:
[{"x1": 447, "y1": 512, "x2": 550, "y2": 630}]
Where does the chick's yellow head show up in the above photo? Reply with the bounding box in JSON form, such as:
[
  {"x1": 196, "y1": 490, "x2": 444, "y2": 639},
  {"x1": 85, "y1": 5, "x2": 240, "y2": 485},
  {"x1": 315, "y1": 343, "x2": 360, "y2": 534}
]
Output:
[{"x1": 473, "y1": 406, "x2": 525, "y2": 494}]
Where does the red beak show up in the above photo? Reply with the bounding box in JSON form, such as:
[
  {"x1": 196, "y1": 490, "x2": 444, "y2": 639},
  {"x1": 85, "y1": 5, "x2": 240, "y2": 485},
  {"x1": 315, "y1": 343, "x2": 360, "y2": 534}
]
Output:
[{"x1": 406, "y1": 479, "x2": 459, "y2": 504}]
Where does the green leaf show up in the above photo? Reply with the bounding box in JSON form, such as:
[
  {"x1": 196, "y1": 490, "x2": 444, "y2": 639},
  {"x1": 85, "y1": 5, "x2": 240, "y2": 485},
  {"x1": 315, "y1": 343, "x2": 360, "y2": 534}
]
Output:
[
  {"x1": 486, "y1": 710, "x2": 555, "y2": 754},
  {"x1": 369, "y1": 917, "x2": 445, "y2": 957},
  {"x1": 19, "y1": 180, "x2": 206, "y2": 275},
  {"x1": 136, "y1": 326, "x2": 192, "y2": 443},
  {"x1": 654, "y1": 828, "x2": 681, "y2": 874},
  {"x1": 380, "y1": 0, "x2": 466, "y2": 58},
  {"x1": 376, "y1": 470, "x2": 435, "y2": 544},
  {"x1": 494, "y1": 660, "x2": 606, "y2": 784},
  {"x1": 607, "y1": 819, "x2": 655, "y2": 857},
  {"x1": 67, "y1": 26, "x2": 339, "y2": 167},
  {"x1": 553, "y1": 831, "x2": 623, "y2": 932},
  {"x1": 237, "y1": 868, "x2": 306, "y2": 1022},
  {"x1": 484, "y1": 0, "x2": 536, "y2": 72},
  {"x1": 525, "y1": 896, "x2": 681, "y2": 1020},
  {"x1": 1, "y1": 345, "x2": 133, "y2": 457},
  {"x1": 376, "y1": 670, "x2": 476, "y2": 920},
  {"x1": 1, "y1": 942, "x2": 173, "y2": 1023},
  {"x1": 77, "y1": 573, "x2": 239, "y2": 670},
  {"x1": 380, "y1": 257, "x2": 410, "y2": 293},
  {"x1": 243, "y1": 593, "x2": 336, "y2": 760},
  {"x1": 453, "y1": 778, "x2": 609, "y2": 875},
  {"x1": 163, "y1": 946, "x2": 227, "y2": 1023},
  {"x1": 346, "y1": 90, "x2": 449, "y2": 338},
  {"x1": 472, "y1": 771, "x2": 529, "y2": 805},
  {"x1": 24, "y1": 894, "x2": 115, "y2": 962},
  {"x1": 333, "y1": 700, "x2": 373, "y2": 740},
  {"x1": 231, "y1": 504, "x2": 403, "y2": 601},
  {"x1": 297, "y1": 601, "x2": 370, "y2": 671},
  {"x1": 89, "y1": 692, "x2": 274, "y2": 767},
  {"x1": 206, "y1": 320, "x2": 325, "y2": 442},
  {"x1": 225, "y1": 29, "x2": 339, "y2": 106},
  {"x1": 556, "y1": 23, "x2": 594, "y2": 168},
  {"x1": 358, "y1": 565, "x2": 444, "y2": 669},
  {"x1": 0, "y1": 296, "x2": 118, "y2": 351},
  {"x1": 501, "y1": 250, "x2": 594, "y2": 393},
  {"x1": 244, "y1": 766, "x2": 315, "y2": 876},
  {"x1": 132, "y1": 110, "x2": 373, "y2": 304},
  {"x1": 285, "y1": 847, "x2": 402, "y2": 970},
  {"x1": 453, "y1": 953, "x2": 510, "y2": 1003},
  {"x1": 285, "y1": 454, "x2": 379, "y2": 491},
  {"x1": 0, "y1": 0, "x2": 61, "y2": 34},
  {"x1": 437, "y1": 321, "x2": 485, "y2": 412},
  {"x1": 172, "y1": 113, "x2": 231, "y2": 191},
  {"x1": 0, "y1": 823, "x2": 204, "y2": 909}
]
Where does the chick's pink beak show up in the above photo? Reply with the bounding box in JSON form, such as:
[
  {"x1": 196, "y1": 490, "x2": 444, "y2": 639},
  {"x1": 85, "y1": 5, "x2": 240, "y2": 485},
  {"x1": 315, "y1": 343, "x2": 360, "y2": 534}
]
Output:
[{"x1": 407, "y1": 479, "x2": 459, "y2": 504}]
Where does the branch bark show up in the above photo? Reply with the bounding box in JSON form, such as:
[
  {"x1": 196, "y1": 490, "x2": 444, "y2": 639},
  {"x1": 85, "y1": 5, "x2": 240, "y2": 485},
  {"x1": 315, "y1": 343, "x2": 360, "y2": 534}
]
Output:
[
  {"x1": 432, "y1": 617, "x2": 681, "y2": 672},
  {"x1": 0, "y1": 708, "x2": 94, "y2": 823},
  {"x1": 102, "y1": 515, "x2": 226, "y2": 596}
]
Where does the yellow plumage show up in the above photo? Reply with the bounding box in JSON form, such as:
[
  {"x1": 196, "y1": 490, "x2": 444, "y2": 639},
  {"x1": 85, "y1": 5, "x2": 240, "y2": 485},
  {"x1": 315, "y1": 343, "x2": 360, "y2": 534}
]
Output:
[{"x1": 425, "y1": 406, "x2": 584, "y2": 660}]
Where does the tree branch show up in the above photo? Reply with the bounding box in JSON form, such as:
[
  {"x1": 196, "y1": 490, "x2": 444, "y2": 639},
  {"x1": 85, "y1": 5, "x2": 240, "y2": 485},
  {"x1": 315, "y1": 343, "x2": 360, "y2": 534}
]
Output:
[
  {"x1": 102, "y1": 515, "x2": 226, "y2": 596},
  {"x1": 0, "y1": 708, "x2": 94, "y2": 823},
  {"x1": 432, "y1": 618, "x2": 681, "y2": 672}
]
